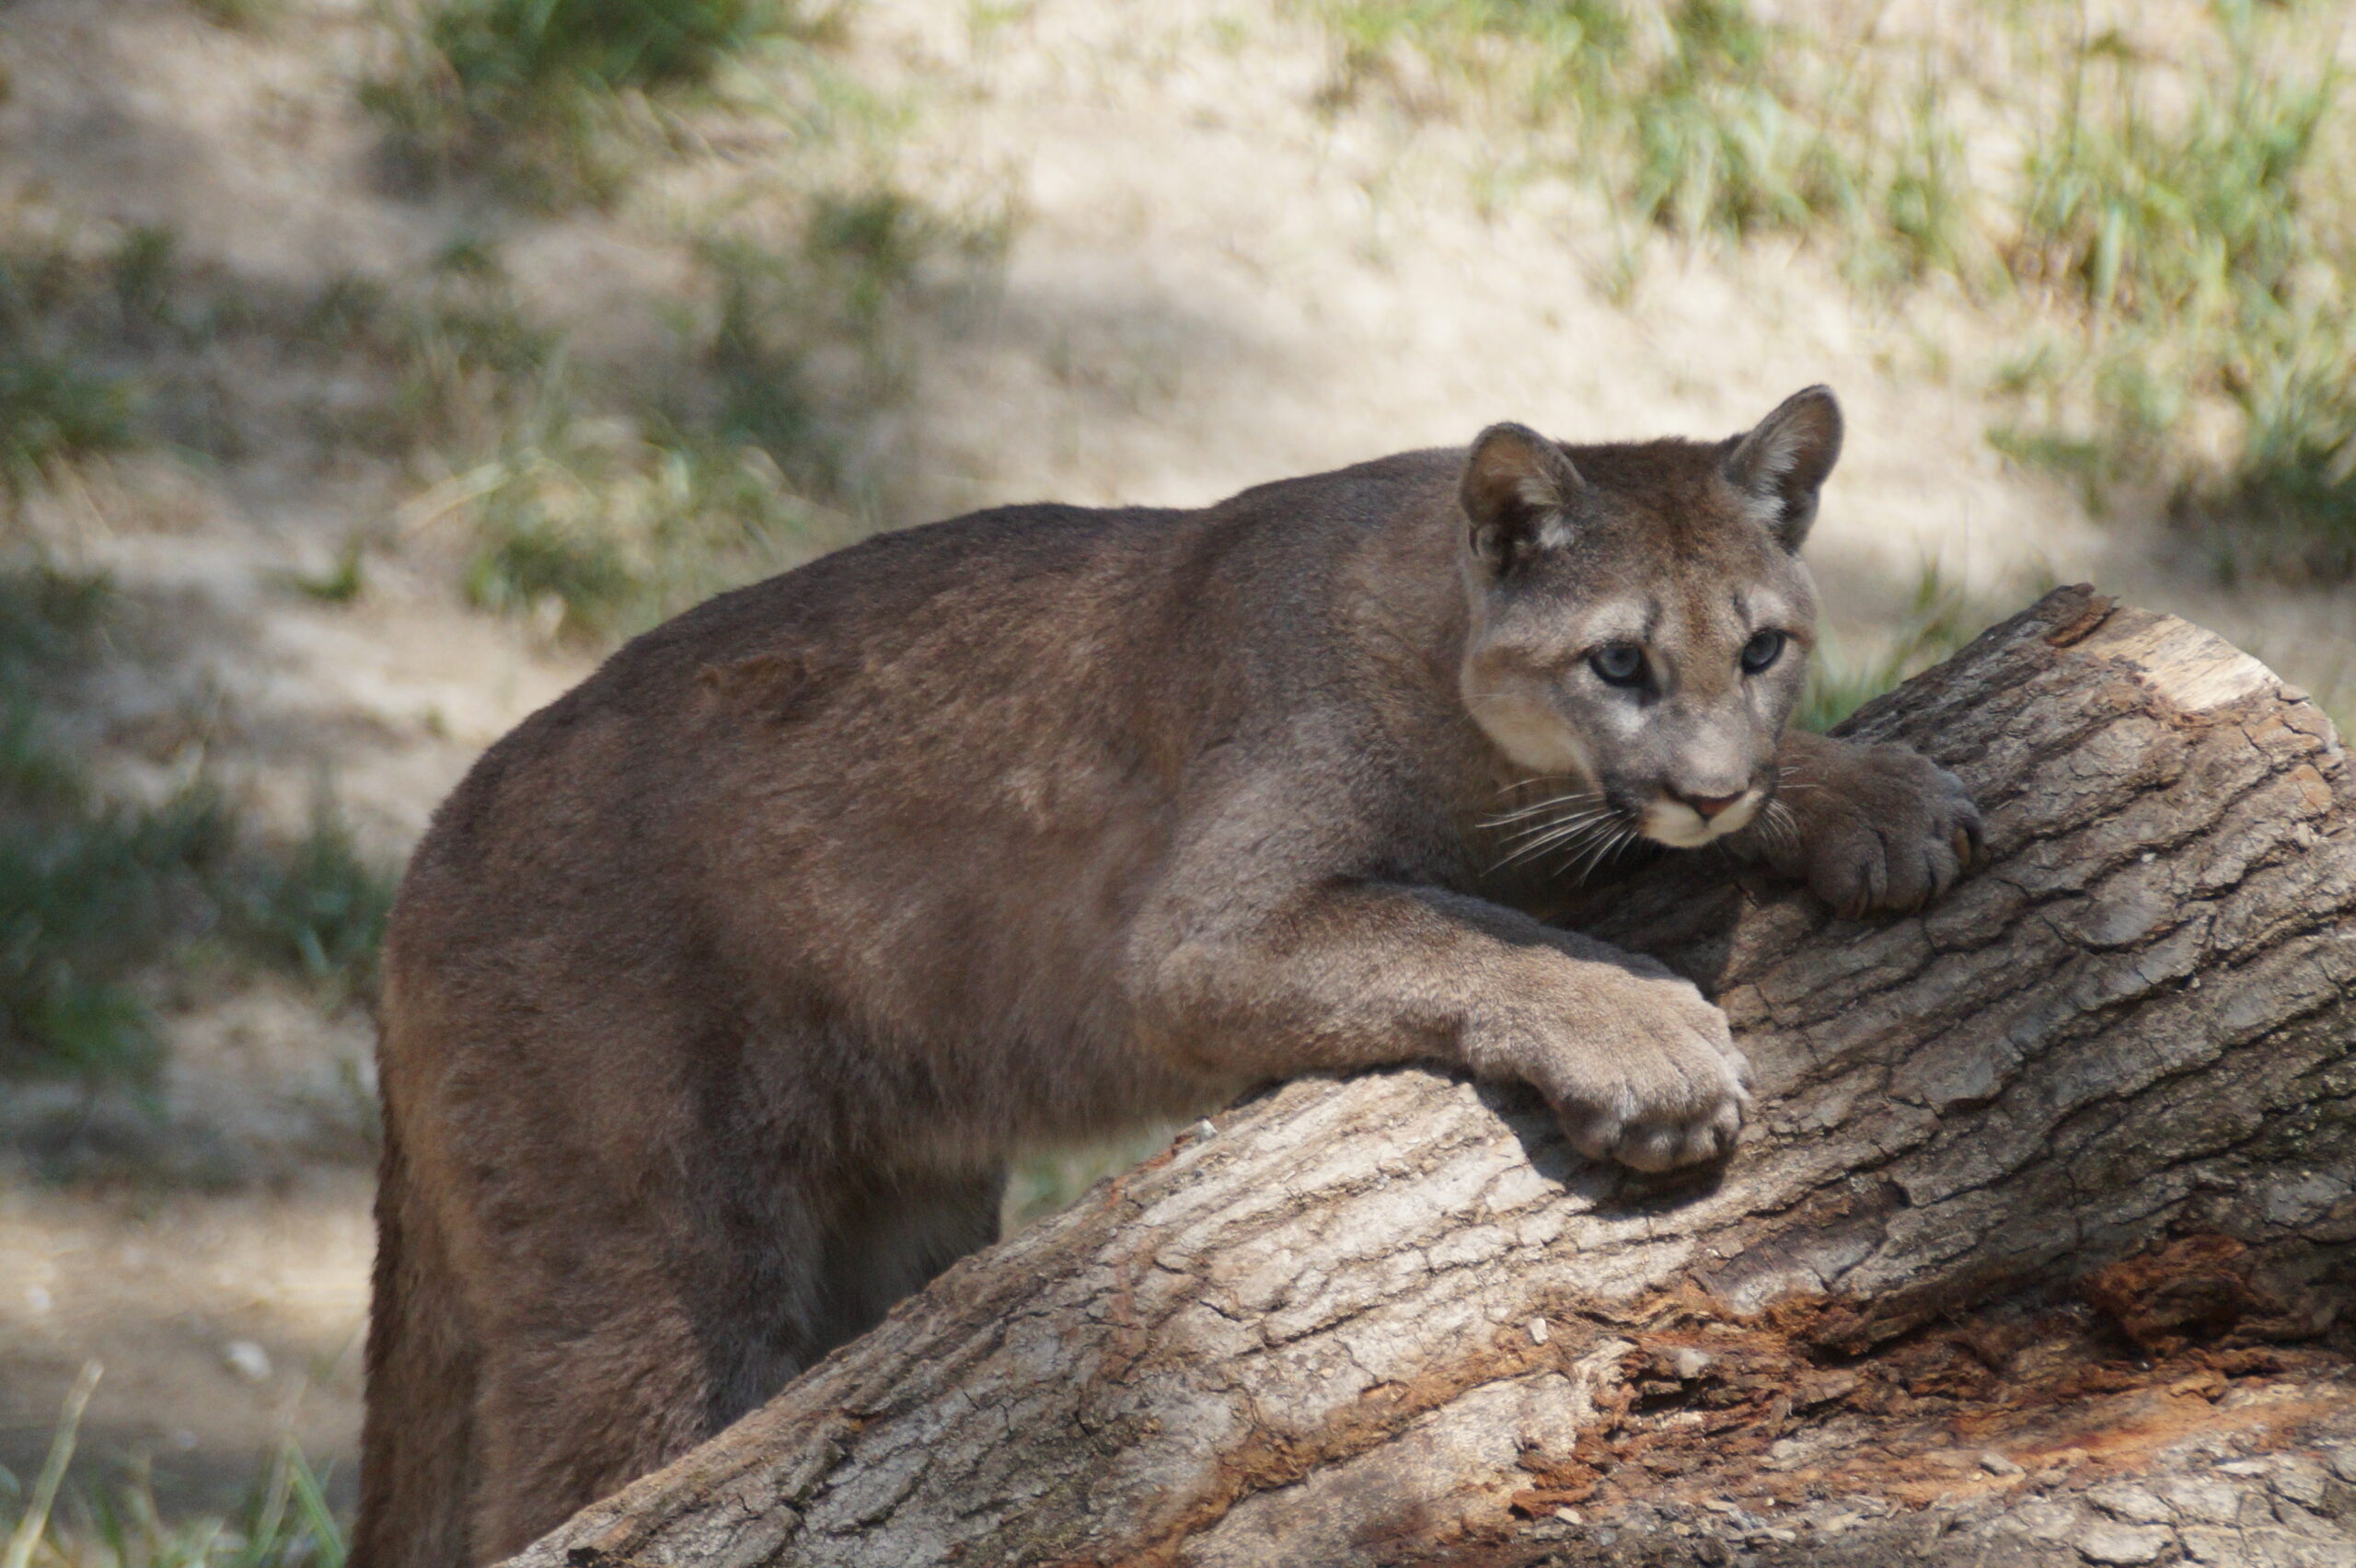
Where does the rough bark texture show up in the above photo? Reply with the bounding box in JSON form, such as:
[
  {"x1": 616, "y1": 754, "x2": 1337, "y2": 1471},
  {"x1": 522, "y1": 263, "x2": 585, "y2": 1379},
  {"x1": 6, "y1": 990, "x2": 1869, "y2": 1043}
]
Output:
[{"x1": 504, "y1": 587, "x2": 2356, "y2": 1568}]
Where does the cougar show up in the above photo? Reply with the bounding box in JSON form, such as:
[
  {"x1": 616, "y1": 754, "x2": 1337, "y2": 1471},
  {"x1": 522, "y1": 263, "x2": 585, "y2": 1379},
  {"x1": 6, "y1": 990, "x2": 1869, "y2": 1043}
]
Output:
[{"x1": 358, "y1": 386, "x2": 1982, "y2": 1568}]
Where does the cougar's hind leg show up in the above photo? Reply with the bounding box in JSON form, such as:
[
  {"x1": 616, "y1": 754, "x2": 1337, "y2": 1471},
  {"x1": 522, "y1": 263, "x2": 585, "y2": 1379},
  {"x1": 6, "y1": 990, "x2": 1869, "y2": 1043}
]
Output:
[
  {"x1": 463, "y1": 1176, "x2": 832, "y2": 1563},
  {"x1": 808, "y1": 1165, "x2": 1009, "y2": 1363},
  {"x1": 464, "y1": 1262, "x2": 717, "y2": 1563}
]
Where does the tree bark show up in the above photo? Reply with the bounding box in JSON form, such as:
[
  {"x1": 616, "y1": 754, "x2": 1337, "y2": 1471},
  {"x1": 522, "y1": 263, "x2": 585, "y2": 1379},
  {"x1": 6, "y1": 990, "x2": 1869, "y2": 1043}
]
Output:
[{"x1": 506, "y1": 586, "x2": 2356, "y2": 1568}]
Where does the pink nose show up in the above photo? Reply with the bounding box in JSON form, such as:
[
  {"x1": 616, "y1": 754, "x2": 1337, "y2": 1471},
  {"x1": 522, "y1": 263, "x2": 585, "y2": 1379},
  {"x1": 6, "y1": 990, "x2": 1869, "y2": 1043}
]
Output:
[{"x1": 1680, "y1": 790, "x2": 1744, "y2": 820}]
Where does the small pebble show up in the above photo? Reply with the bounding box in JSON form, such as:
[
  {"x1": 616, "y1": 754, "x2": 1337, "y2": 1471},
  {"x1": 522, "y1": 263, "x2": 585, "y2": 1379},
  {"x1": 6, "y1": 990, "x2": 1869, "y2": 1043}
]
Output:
[
  {"x1": 223, "y1": 1339, "x2": 272, "y2": 1382},
  {"x1": 1529, "y1": 1316, "x2": 1550, "y2": 1345}
]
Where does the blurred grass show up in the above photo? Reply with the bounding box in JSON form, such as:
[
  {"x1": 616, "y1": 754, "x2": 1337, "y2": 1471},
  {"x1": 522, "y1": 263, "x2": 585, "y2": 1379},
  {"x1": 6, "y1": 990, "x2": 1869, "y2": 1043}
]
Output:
[
  {"x1": 448, "y1": 410, "x2": 824, "y2": 640},
  {"x1": 432, "y1": 185, "x2": 1007, "y2": 640},
  {"x1": 1, "y1": 1368, "x2": 346, "y2": 1568},
  {"x1": 186, "y1": 0, "x2": 288, "y2": 29},
  {"x1": 362, "y1": 0, "x2": 830, "y2": 207},
  {"x1": 2005, "y1": 2, "x2": 2356, "y2": 580},
  {"x1": 1314, "y1": 0, "x2": 1978, "y2": 287},
  {"x1": 1796, "y1": 564, "x2": 1981, "y2": 733},
  {"x1": 0, "y1": 239, "x2": 136, "y2": 502},
  {"x1": 0, "y1": 0, "x2": 1006, "y2": 1104},
  {"x1": 1312, "y1": 0, "x2": 2356, "y2": 582},
  {"x1": 0, "y1": 169, "x2": 994, "y2": 651},
  {"x1": 1001, "y1": 1124, "x2": 1180, "y2": 1234},
  {"x1": 0, "y1": 561, "x2": 392, "y2": 1093}
]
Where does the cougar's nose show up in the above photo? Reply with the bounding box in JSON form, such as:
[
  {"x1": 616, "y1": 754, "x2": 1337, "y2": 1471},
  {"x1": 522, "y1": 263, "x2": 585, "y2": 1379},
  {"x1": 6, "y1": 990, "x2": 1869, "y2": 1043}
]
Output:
[{"x1": 1676, "y1": 790, "x2": 1746, "y2": 821}]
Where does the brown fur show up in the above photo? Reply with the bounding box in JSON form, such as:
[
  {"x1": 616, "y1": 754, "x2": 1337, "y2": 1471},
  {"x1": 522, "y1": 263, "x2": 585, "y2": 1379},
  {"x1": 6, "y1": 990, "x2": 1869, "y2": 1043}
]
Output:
[{"x1": 356, "y1": 387, "x2": 1981, "y2": 1568}]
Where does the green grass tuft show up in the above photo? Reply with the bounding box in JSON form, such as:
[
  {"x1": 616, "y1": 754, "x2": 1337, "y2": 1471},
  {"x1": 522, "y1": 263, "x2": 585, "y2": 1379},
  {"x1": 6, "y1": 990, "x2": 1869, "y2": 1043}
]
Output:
[
  {"x1": 0, "y1": 236, "x2": 140, "y2": 494},
  {"x1": 428, "y1": 0, "x2": 790, "y2": 96},
  {"x1": 1312, "y1": 0, "x2": 1975, "y2": 276},
  {"x1": 455, "y1": 411, "x2": 825, "y2": 640},
  {"x1": 222, "y1": 799, "x2": 396, "y2": 999},
  {"x1": 0, "y1": 786, "x2": 237, "y2": 1089},
  {"x1": 443, "y1": 179, "x2": 1005, "y2": 640},
  {"x1": 2189, "y1": 329, "x2": 2356, "y2": 581},
  {"x1": 364, "y1": 0, "x2": 814, "y2": 206},
  {"x1": 0, "y1": 563, "x2": 395, "y2": 1090},
  {"x1": 271, "y1": 542, "x2": 368, "y2": 606},
  {"x1": 2, "y1": 1396, "x2": 348, "y2": 1568},
  {"x1": 0, "y1": 362, "x2": 133, "y2": 500},
  {"x1": 462, "y1": 492, "x2": 642, "y2": 637},
  {"x1": 1994, "y1": 6, "x2": 2355, "y2": 577},
  {"x1": 1317, "y1": 0, "x2": 2356, "y2": 582},
  {"x1": 1797, "y1": 565, "x2": 1981, "y2": 733},
  {"x1": 186, "y1": 0, "x2": 288, "y2": 29}
]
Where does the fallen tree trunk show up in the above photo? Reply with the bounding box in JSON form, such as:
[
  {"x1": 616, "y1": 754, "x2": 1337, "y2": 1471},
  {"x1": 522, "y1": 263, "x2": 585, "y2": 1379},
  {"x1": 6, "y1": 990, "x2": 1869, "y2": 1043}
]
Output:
[{"x1": 508, "y1": 586, "x2": 2356, "y2": 1568}]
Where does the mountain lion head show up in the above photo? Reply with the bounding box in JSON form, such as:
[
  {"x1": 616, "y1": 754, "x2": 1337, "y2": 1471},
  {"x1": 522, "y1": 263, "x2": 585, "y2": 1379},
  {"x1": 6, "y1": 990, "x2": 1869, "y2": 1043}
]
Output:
[{"x1": 1457, "y1": 386, "x2": 1841, "y2": 853}]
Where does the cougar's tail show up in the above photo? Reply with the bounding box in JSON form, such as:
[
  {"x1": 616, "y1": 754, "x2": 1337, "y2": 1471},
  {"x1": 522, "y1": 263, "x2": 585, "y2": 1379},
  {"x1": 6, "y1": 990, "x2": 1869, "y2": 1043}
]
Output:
[{"x1": 354, "y1": 1118, "x2": 479, "y2": 1568}]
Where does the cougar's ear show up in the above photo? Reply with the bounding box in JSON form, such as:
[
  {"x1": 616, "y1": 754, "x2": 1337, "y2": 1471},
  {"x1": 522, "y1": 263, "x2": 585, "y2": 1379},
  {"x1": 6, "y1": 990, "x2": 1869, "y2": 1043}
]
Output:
[
  {"x1": 1461, "y1": 422, "x2": 1587, "y2": 574},
  {"x1": 1724, "y1": 385, "x2": 1843, "y2": 551}
]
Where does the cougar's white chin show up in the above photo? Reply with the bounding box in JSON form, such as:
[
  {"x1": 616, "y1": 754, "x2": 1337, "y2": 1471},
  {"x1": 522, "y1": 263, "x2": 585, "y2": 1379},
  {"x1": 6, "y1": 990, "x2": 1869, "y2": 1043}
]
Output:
[{"x1": 1639, "y1": 791, "x2": 1761, "y2": 847}]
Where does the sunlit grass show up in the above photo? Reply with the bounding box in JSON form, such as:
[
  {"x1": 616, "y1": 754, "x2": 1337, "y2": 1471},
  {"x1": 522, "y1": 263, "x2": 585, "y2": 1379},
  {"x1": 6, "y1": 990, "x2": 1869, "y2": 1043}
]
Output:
[
  {"x1": 2001, "y1": 5, "x2": 2355, "y2": 577},
  {"x1": 1311, "y1": 0, "x2": 1978, "y2": 279},
  {"x1": 1311, "y1": 0, "x2": 2356, "y2": 583}
]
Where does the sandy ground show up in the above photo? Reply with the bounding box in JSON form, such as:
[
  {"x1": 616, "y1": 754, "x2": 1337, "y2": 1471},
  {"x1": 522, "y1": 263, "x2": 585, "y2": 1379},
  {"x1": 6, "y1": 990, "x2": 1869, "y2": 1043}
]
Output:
[
  {"x1": 0, "y1": 1172, "x2": 373, "y2": 1516},
  {"x1": 3, "y1": 0, "x2": 2350, "y2": 1521}
]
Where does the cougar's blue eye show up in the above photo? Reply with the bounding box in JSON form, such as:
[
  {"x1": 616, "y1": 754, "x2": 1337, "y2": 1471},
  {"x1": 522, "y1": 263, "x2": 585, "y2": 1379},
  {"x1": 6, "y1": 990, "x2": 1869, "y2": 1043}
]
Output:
[
  {"x1": 1740, "y1": 629, "x2": 1787, "y2": 674},
  {"x1": 1589, "y1": 643, "x2": 1646, "y2": 687}
]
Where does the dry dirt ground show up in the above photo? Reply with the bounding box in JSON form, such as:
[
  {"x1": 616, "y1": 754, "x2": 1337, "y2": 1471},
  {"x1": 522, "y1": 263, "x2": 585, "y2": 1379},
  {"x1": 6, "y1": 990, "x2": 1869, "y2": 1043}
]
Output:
[{"x1": 3, "y1": 0, "x2": 2351, "y2": 1523}]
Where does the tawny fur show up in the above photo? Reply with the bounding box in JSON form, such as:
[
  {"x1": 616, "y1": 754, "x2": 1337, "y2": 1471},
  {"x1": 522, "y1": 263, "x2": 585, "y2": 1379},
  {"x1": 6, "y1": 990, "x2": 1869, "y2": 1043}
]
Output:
[{"x1": 357, "y1": 388, "x2": 1981, "y2": 1568}]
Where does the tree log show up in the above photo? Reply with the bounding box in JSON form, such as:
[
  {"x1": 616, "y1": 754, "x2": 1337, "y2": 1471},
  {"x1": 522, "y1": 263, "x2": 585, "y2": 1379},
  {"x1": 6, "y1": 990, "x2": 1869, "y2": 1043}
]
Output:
[{"x1": 506, "y1": 587, "x2": 2356, "y2": 1568}]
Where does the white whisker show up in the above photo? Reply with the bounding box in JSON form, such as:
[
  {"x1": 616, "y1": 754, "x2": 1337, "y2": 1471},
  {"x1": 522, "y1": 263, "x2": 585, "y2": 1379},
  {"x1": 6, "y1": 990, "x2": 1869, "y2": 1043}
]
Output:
[
  {"x1": 1490, "y1": 804, "x2": 1627, "y2": 874},
  {"x1": 1495, "y1": 814, "x2": 1611, "y2": 870},
  {"x1": 1484, "y1": 787, "x2": 1607, "y2": 824},
  {"x1": 1486, "y1": 798, "x2": 1603, "y2": 828},
  {"x1": 1496, "y1": 805, "x2": 1617, "y2": 845}
]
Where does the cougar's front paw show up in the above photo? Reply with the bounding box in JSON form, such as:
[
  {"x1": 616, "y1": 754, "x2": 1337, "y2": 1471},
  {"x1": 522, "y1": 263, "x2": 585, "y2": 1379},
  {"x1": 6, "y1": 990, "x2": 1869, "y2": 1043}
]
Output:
[
  {"x1": 1765, "y1": 742, "x2": 1983, "y2": 917},
  {"x1": 1532, "y1": 967, "x2": 1750, "y2": 1173}
]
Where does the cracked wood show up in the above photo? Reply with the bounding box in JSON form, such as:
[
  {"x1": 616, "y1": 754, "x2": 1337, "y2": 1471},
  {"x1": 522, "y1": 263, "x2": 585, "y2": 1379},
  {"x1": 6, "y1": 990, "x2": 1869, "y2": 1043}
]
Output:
[{"x1": 500, "y1": 586, "x2": 2356, "y2": 1568}]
